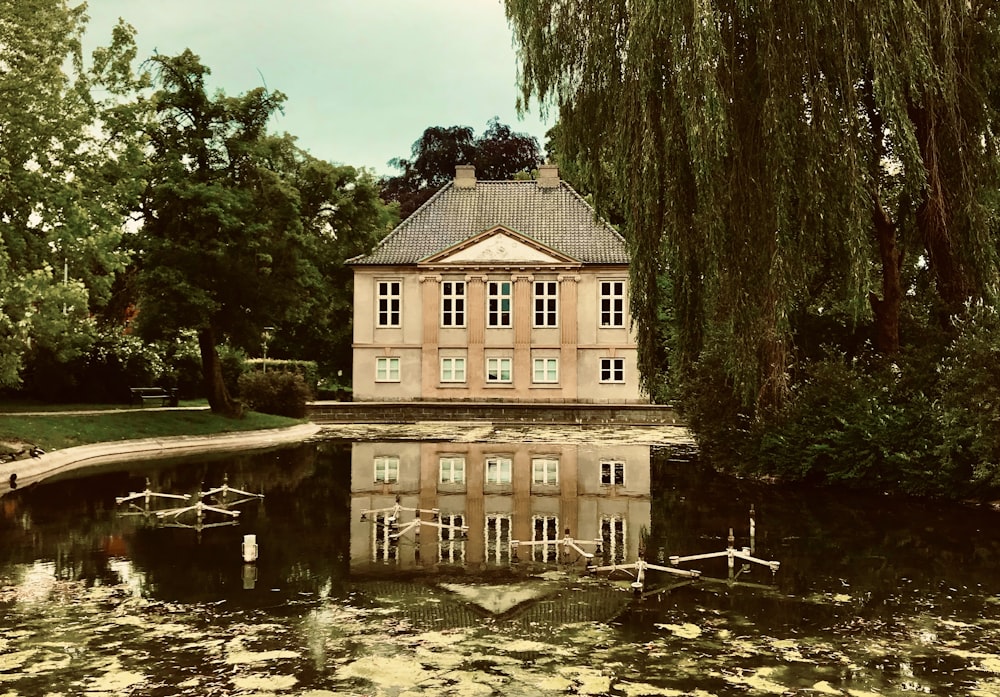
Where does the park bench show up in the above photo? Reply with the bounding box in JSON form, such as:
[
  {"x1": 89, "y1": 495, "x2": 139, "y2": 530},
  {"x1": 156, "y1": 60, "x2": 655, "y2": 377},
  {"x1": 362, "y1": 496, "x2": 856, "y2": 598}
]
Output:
[{"x1": 129, "y1": 387, "x2": 178, "y2": 408}]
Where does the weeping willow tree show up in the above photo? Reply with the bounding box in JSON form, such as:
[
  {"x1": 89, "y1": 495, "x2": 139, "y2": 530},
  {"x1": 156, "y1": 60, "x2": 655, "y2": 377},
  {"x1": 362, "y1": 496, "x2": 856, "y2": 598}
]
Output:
[{"x1": 505, "y1": 0, "x2": 1000, "y2": 414}]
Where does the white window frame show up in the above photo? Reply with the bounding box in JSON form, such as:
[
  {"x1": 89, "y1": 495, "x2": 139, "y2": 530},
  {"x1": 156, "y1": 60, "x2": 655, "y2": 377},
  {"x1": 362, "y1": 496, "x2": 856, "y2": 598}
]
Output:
[
  {"x1": 600, "y1": 357, "x2": 625, "y2": 383},
  {"x1": 531, "y1": 514, "x2": 560, "y2": 562},
  {"x1": 533, "y1": 280, "x2": 558, "y2": 327},
  {"x1": 374, "y1": 455, "x2": 399, "y2": 483},
  {"x1": 600, "y1": 280, "x2": 626, "y2": 328},
  {"x1": 485, "y1": 456, "x2": 513, "y2": 484},
  {"x1": 601, "y1": 514, "x2": 627, "y2": 565},
  {"x1": 485, "y1": 513, "x2": 512, "y2": 563},
  {"x1": 533, "y1": 357, "x2": 559, "y2": 384},
  {"x1": 375, "y1": 356, "x2": 400, "y2": 382},
  {"x1": 600, "y1": 460, "x2": 625, "y2": 486},
  {"x1": 439, "y1": 456, "x2": 466, "y2": 484},
  {"x1": 486, "y1": 357, "x2": 512, "y2": 383},
  {"x1": 376, "y1": 280, "x2": 401, "y2": 328},
  {"x1": 439, "y1": 513, "x2": 466, "y2": 563},
  {"x1": 532, "y1": 457, "x2": 559, "y2": 485},
  {"x1": 487, "y1": 281, "x2": 512, "y2": 327},
  {"x1": 440, "y1": 357, "x2": 466, "y2": 383},
  {"x1": 441, "y1": 280, "x2": 466, "y2": 327}
]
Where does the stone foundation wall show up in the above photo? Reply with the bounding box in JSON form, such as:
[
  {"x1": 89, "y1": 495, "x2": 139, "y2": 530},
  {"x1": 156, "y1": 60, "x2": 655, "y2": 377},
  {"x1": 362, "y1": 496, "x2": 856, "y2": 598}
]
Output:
[{"x1": 307, "y1": 401, "x2": 682, "y2": 425}]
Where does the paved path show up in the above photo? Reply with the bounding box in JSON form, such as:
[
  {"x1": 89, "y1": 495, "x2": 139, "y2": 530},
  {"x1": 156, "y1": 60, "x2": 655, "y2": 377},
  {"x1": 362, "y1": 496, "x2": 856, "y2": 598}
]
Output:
[{"x1": 1, "y1": 422, "x2": 322, "y2": 493}]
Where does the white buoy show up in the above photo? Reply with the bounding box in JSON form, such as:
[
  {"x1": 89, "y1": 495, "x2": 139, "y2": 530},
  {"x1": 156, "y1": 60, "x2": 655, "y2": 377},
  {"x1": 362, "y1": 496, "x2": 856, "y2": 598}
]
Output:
[{"x1": 242, "y1": 534, "x2": 258, "y2": 563}]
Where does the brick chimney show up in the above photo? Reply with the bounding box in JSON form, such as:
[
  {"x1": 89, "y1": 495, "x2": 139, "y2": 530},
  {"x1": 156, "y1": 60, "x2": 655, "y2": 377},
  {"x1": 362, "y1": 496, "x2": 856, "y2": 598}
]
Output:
[
  {"x1": 455, "y1": 164, "x2": 476, "y2": 188},
  {"x1": 537, "y1": 164, "x2": 559, "y2": 189}
]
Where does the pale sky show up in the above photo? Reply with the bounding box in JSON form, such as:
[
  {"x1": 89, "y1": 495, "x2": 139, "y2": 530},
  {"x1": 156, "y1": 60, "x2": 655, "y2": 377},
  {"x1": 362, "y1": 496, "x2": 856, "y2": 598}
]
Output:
[{"x1": 82, "y1": 0, "x2": 552, "y2": 176}]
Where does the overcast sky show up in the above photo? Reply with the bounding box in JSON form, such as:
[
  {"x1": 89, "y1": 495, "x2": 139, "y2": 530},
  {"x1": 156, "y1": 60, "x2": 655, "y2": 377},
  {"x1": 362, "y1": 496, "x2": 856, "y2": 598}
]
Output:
[{"x1": 82, "y1": 0, "x2": 552, "y2": 176}]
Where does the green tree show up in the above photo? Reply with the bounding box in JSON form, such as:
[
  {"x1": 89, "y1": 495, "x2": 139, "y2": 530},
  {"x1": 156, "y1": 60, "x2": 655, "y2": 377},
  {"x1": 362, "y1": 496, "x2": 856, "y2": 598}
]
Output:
[
  {"x1": 0, "y1": 1, "x2": 148, "y2": 391},
  {"x1": 268, "y1": 156, "x2": 396, "y2": 381},
  {"x1": 139, "y1": 51, "x2": 308, "y2": 416},
  {"x1": 381, "y1": 118, "x2": 542, "y2": 218},
  {"x1": 505, "y1": 0, "x2": 1000, "y2": 414}
]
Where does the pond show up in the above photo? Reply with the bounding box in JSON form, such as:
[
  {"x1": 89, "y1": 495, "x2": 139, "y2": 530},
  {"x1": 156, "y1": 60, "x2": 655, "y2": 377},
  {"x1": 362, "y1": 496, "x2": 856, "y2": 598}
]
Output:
[{"x1": 1, "y1": 426, "x2": 999, "y2": 696}]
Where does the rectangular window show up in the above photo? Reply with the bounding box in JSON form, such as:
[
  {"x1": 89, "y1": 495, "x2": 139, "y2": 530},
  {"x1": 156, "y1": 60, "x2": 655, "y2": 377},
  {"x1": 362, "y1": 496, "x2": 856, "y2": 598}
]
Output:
[
  {"x1": 533, "y1": 280, "x2": 558, "y2": 327},
  {"x1": 486, "y1": 357, "x2": 512, "y2": 383},
  {"x1": 600, "y1": 280, "x2": 625, "y2": 327},
  {"x1": 600, "y1": 515, "x2": 627, "y2": 565},
  {"x1": 372, "y1": 512, "x2": 398, "y2": 562},
  {"x1": 374, "y1": 456, "x2": 399, "y2": 483},
  {"x1": 377, "y1": 280, "x2": 401, "y2": 327},
  {"x1": 532, "y1": 514, "x2": 559, "y2": 562},
  {"x1": 532, "y1": 458, "x2": 559, "y2": 485},
  {"x1": 439, "y1": 513, "x2": 466, "y2": 563},
  {"x1": 600, "y1": 357, "x2": 625, "y2": 383},
  {"x1": 441, "y1": 280, "x2": 466, "y2": 327},
  {"x1": 439, "y1": 457, "x2": 466, "y2": 484},
  {"x1": 440, "y1": 357, "x2": 466, "y2": 383},
  {"x1": 487, "y1": 281, "x2": 512, "y2": 327},
  {"x1": 485, "y1": 514, "x2": 512, "y2": 563},
  {"x1": 600, "y1": 460, "x2": 625, "y2": 486},
  {"x1": 375, "y1": 356, "x2": 400, "y2": 382},
  {"x1": 485, "y1": 456, "x2": 512, "y2": 484},
  {"x1": 533, "y1": 358, "x2": 558, "y2": 383}
]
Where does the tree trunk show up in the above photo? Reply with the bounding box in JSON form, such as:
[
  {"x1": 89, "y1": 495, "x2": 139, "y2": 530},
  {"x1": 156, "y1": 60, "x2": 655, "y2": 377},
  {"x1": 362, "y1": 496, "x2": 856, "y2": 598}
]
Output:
[
  {"x1": 198, "y1": 326, "x2": 242, "y2": 417},
  {"x1": 868, "y1": 199, "x2": 902, "y2": 354},
  {"x1": 910, "y1": 100, "x2": 969, "y2": 317}
]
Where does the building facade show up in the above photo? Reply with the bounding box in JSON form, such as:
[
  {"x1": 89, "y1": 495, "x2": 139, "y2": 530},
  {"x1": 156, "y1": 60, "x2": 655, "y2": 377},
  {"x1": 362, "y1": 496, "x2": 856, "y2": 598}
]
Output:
[{"x1": 349, "y1": 165, "x2": 644, "y2": 403}]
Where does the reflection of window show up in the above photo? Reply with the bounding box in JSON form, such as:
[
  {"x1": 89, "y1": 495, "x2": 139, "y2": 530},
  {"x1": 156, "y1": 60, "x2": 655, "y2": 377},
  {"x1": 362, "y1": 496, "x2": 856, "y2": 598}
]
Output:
[
  {"x1": 375, "y1": 356, "x2": 400, "y2": 382},
  {"x1": 372, "y1": 512, "x2": 397, "y2": 562},
  {"x1": 533, "y1": 358, "x2": 558, "y2": 383},
  {"x1": 600, "y1": 460, "x2": 625, "y2": 486},
  {"x1": 439, "y1": 457, "x2": 465, "y2": 484},
  {"x1": 440, "y1": 357, "x2": 466, "y2": 383},
  {"x1": 441, "y1": 280, "x2": 466, "y2": 327},
  {"x1": 377, "y1": 280, "x2": 401, "y2": 327},
  {"x1": 532, "y1": 458, "x2": 559, "y2": 485},
  {"x1": 485, "y1": 514, "x2": 512, "y2": 563},
  {"x1": 439, "y1": 513, "x2": 465, "y2": 563},
  {"x1": 601, "y1": 514, "x2": 627, "y2": 565},
  {"x1": 532, "y1": 514, "x2": 559, "y2": 562},
  {"x1": 600, "y1": 280, "x2": 625, "y2": 327},
  {"x1": 486, "y1": 357, "x2": 512, "y2": 383},
  {"x1": 374, "y1": 456, "x2": 399, "y2": 483},
  {"x1": 487, "y1": 281, "x2": 512, "y2": 327},
  {"x1": 533, "y1": 280, "x2": 558, "y2": 327},
  {"x1": 485, "y1": 456, "x2": 512, "y2": 484},
  {"x1": 600, "y1": 358, "x2": 624, "y2": 383}
]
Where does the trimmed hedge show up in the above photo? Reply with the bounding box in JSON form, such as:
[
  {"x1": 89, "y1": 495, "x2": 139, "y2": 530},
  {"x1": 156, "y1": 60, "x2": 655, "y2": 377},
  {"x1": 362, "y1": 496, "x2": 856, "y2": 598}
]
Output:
[{"x1": 237, "y1": 370, "x2": 311, "y2": 418}]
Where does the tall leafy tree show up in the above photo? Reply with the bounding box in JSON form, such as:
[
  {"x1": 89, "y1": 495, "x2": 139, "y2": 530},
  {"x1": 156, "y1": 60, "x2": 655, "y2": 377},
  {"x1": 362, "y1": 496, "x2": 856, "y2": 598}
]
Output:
[
  {"x1": 139, "y1": 51, "x2": 309, "y2": 416},
  {"x1": 0, "y1": 0, "x2": 148, "y2": 390},
  {"x1": 505, "y1": 0, "x2": 1000, "y2": 413},
  {"x1": 381, "y1": 118, "x2": 542, "y2": 218}
]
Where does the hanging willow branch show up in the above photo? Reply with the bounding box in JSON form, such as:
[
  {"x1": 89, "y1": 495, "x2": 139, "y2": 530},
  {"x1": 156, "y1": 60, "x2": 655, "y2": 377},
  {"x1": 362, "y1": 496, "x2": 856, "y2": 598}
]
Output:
[{"x1": 506, "y1": 0, "x2": 1000, "y2": 412}]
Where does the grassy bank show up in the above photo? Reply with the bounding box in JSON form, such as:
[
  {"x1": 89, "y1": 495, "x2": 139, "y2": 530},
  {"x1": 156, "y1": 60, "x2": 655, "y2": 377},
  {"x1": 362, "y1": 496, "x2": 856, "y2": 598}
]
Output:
[{"x1": 0, "y1": 409, "x2": 303, "y2": 451}]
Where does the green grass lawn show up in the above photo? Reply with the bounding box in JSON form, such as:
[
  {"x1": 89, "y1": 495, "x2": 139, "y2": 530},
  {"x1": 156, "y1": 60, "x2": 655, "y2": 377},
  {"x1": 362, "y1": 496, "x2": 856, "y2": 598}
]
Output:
[{"x1": 0, "y1": 408, "x2": 303, "y2": 451}]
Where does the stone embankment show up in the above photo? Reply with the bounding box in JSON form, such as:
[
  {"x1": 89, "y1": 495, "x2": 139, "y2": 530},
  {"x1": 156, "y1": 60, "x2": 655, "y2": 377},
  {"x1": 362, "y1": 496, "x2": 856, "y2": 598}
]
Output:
[
  {"x1": 1, "y1": 423, "x2": 322, "y2": 492},
  {"x1": 308, "y1": 401, "x2": 682, "y2": 425}
]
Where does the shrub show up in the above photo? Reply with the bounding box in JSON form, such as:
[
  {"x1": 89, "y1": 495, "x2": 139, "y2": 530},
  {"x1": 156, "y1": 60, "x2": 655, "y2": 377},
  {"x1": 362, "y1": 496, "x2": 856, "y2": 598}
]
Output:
[
  {"x1": 218, "y1": 344, "x2": 248, "y2": 397},
  {"x1": 245, "y1": 359, "x2": 318, "y2": 397},
  {"x1": 237, "y1": 370, "x2": 310, "y2": 418}
]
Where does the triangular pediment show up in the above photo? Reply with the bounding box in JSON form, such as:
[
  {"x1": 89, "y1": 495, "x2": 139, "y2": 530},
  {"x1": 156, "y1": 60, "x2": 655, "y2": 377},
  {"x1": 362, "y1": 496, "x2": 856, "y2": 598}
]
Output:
[
  {"x1": 439, "y1": 581, "x2": 556, "y2": 615},
  {"x1": 420, "y1": 226, "x2": 578, "y2": 265}
]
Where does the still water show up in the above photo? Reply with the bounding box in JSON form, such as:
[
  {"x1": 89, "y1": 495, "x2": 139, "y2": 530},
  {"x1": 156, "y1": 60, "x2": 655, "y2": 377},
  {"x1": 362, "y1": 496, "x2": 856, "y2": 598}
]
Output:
[{"x1": 1, "y1": 429, "x2": 999, "y2": 696}]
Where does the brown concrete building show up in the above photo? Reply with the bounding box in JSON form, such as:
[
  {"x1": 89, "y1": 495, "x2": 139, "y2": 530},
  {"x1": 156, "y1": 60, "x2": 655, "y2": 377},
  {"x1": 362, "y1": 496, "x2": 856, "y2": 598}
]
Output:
[{"x1": 348, "y1": 164, "x2": 644, "y2": 402}]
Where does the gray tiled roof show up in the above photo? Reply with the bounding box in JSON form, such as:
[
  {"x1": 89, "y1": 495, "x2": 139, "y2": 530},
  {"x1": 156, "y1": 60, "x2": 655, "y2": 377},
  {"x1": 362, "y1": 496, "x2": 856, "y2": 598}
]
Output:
[{"x1": 349, "y1": 180, "x2": 628, "y2": 265}]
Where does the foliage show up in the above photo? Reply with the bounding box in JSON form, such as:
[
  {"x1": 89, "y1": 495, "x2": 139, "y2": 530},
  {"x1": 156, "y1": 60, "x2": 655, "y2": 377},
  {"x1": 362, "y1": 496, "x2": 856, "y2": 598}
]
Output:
[
  {"x1": 505, "y1": 0, "x2": 1000, "y2": 407},
  {"x1": 245, "y1": 359, "x2": 319, "y2": 394},
  {"x1": 237, "y1": 370, "x2": 311, "y2": 419},
  {"x1": 0, "y1": 1, "x2": 149, "y2": 388},
  {"x1": 506, "y1": 0, "x2": 1000, "y2": 497},
  {"x1": 381, "y1": 117, "x2": 543, "y2": 218}
]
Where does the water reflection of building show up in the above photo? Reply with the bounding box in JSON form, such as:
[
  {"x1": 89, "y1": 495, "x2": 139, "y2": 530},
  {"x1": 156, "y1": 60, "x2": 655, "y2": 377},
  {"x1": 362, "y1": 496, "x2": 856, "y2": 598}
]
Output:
[{"x1": 350, "y1": 442, "x2": 650, "y2": 572}]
